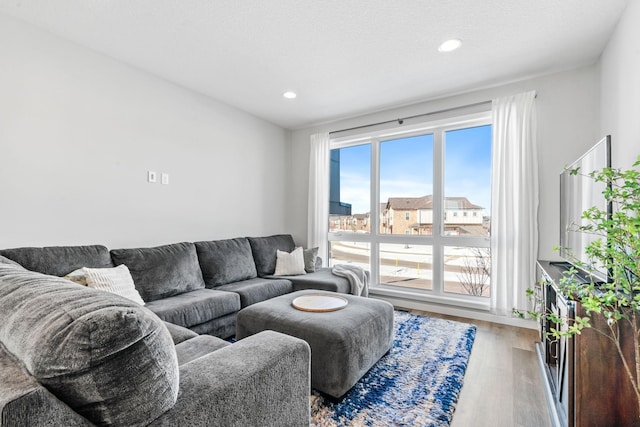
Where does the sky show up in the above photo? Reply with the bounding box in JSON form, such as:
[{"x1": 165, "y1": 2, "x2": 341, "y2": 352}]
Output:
[{"x1": 335, "y1": 125, "x2": 492, "y2": 215}]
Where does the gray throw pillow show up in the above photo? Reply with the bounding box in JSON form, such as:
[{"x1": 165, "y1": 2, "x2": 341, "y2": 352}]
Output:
[
  {"x1": 195, "y1": 238, "x2": 258, "y2": 287},
  {"x1": 0, "y1": 264, "x2": 179, "y2": 426},
  {"x1": 247, "y1": 235, "x2": 296, "y2": 277},
  {"x1": 303, "y1": 247, "x2": 319, "y2": 273},
  {"x1": 110, "y1": 242, "x2": 205, "y2": 302}
]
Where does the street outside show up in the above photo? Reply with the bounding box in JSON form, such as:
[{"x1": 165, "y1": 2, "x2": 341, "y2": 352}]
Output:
[{"x1": 329, "y1": 241, "x2": 490, "y2": 297}]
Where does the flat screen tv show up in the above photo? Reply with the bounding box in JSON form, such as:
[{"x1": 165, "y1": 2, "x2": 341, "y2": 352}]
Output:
[{"x1": 559, "y1": 135, "x2": 611, "y2": 282}]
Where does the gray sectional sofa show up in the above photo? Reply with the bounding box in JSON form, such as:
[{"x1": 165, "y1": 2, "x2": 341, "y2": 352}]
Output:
[
  {"x1": 0, "y1": 234, "x2": 352, "y2": 339},
  {"x1": 0, "y1": 233, "x2": 358, "y2": 426},
  {"x1": 0, "y1": 254, "x2": 311, "y2": 426}
]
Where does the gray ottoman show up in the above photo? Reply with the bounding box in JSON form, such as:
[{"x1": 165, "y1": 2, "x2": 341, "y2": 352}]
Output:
[{"x1": 236, "y1": 290, "x2": 394, "y2": 398}]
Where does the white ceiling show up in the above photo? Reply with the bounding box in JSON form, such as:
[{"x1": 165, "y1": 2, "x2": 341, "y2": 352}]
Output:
[{"x1": 0, "y1": 0, "x2": 629, "y2": 129}]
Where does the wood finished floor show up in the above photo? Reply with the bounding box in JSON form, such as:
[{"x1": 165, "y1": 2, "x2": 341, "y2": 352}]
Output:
[{"x1": 407, "y1": 309, "x2": 552, "y2": 427}]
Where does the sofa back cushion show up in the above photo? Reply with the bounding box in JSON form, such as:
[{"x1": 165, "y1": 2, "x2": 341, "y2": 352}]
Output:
[
  {"x1": 195, "y1": 238, "x2": 257, "y2": 287},
  {"x1": 0, "y1": 245, "x2": 113, "y2": 276},
  {"x1": 0, "y1": 263, "x2": 179, "y2": 426},
  {"x1": 247, "y1": 234, "x2": 296, "y2": 277},
  {"x1": 110, "y1": 242, "x2": 205, "y2": 302}
]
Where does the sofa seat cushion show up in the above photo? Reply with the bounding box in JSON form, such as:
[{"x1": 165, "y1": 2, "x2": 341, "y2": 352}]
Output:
[
  {"x1": 190, "y1": 312, "x2": 237, "y2": 339},
  {"x1": 266, "y1": 267, "x2": 351, "y2": 294},
  {"x1": 144, "y1": 288, "x2": 240, "y2": 328},
  {"x1": 0, "y1": 245, "x2": 112, "y2": 276},
  {"x1": 163, "y1": 321, "x2": 199, "y2": 345},
  {"x1": 175, "y1": 335, "x2": 230, "y2": 365},
  {"x1": 0, "y1": 263, "x2": 179, "y2": 426},
  {"x1": 195, "y1": 238, "x2": 257, "y2": 287},
  {"x1": 217, "y1": 277, "x2": 293, "y2": 308},
  {"x1": 111, "y1": 242, "x2": 205, "y2": 302},
  {"x1": 247, "y1": 234, "x2": 296, "y2": 277}
]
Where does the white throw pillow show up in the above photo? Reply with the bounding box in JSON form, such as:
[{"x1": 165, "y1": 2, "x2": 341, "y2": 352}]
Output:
[
  {"x1": 68, "y1": 265, "x2": 145, "y2": 305},
  {"x1": 274, "y1": 247, "x2": 307, "y2": 276}
]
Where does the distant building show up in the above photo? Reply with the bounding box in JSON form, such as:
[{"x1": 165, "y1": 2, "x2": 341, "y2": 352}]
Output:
[
  {"x1": 379, "y1": 202, "x2": 388, "y2": 234},
  {"x1": 328, "y1": 213, "x2": 371, "y2": 232},
  {"x1": 329, "y1": 195, "x2": 488, "y2": 236},
  {"x1": 328, "y1": 215, "x2": 351, "y2": 232},
  {"x1": 385, "y1": 195, "x2": 485, "y2": 235},
  {"x1": 329, "y1": 150, "x2": 352, "y2": 216},
  {"x1": 443, "y1": 197, "x2": 486, "y2": 235},
  {"x1": 352, "y1": 213, "x2": 369, "y2": 232}
]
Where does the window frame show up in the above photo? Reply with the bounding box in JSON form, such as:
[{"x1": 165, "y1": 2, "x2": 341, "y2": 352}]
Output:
[{"x1": 328, "y1": 111, "x2": 492, "y2": 310}]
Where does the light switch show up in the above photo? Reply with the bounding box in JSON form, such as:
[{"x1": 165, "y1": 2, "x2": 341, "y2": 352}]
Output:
[
  {"x1": 148, "y1": 171, "x2": 157, "y2": 183},
  {"x1": 161, "y1": 173, "x2": 169, "y2": 185}
]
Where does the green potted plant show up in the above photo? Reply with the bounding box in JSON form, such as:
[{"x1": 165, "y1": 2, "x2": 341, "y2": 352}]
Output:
[{"x1": 518, "y1": 155, "x2": 640, "y2": 415}]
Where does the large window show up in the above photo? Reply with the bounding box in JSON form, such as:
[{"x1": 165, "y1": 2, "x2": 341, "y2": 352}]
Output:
[
  {"x1": 328, "y1": 113, "x2": 492, "y2": 309},
  {"x1": 380, "y1": 134, "x2": 433, "y2": 236},
  {"x1": 328, "y1": 145, "x2": 370, "y2": 232}
]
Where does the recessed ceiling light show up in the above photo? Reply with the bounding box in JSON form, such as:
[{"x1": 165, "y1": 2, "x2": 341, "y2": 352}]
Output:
[
  {"x1": 438, "y1": 39, "x2": 462, "y2": 52},
  {"x1": 283, "y1": 91, "x2": 297, "y2": 99}
]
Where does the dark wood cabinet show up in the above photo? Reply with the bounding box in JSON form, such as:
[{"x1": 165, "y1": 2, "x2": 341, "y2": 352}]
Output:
[{"x1": 537, "y1": 260, "x2": 639, "y2": 427}]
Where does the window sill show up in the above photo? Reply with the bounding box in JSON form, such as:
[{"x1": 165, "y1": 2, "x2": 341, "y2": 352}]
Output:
[
  {"x1": 371, "y1": 285, "x2": 490, "y2": 310},
  {"x1": 370, "y1": 287, "x2": 538, "y2": 330}
]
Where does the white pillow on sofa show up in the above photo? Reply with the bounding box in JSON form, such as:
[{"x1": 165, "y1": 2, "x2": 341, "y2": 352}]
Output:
[
  {"x1": 66, "y1": 265, "x2": 145, "y2": 305},
  {"x1": 273, "y1": 247, "x2": 307, "y2": 276}
]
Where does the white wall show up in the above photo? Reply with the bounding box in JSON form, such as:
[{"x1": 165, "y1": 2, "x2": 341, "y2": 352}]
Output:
[
  {"x1": 0, "y1": 14, "x2": 289, "y2": 249},
  {"x1": 289, "y1": 66, "x2": 601, "y2": 261},
  {"x1": 600, "y1": 0, "x2": 640, "y2": 169}
]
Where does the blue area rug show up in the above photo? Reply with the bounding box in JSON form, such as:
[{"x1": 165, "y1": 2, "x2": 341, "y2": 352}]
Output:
[{"x1": 310, "y1": 311, "x2": 476, "y2": 427}]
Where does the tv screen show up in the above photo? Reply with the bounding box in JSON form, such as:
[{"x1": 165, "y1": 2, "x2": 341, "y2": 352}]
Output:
[{"x1": 559, "y1": 135, "x2": 611, "y2": 281}]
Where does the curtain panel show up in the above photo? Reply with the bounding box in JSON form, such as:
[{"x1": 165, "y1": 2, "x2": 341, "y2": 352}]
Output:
[
  {"x1": 490, "y1": 91, "x2": 538, "y2": 316},
  {"x1": 308, "y1": 132, "x2": 330, "y2": 265}
]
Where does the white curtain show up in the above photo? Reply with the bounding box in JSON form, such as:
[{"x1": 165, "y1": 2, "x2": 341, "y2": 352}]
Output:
[
  {"x1": 490, "y1": 91, "x2": 538, "y2": 316},
  {"x1": 308, "y1": 132, "x2": 330, "y2": 266}
]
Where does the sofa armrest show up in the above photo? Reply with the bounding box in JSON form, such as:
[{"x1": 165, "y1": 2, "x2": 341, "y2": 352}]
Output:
[
  {"x1": 1, "y1": 346, "x2": 93, "y2": 427},
  {"x1": 149, "y1": 330, "x2": 310, "y2": 427}
]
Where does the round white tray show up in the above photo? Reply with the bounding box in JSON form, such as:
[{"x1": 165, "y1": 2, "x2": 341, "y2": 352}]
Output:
[{"x1": 292, "y1": 294, "x2": 348, "y2": 312}]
